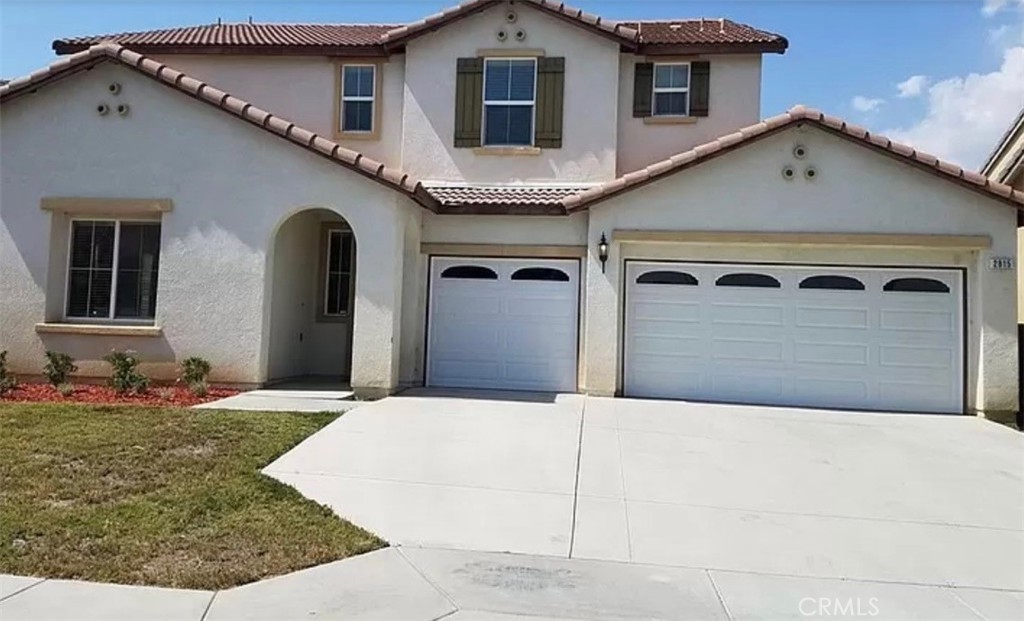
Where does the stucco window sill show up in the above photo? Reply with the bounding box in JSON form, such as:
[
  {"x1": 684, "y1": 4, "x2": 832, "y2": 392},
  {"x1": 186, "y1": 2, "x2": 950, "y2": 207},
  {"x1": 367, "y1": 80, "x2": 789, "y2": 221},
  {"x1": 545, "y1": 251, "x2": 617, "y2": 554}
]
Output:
[
  {"x1": 35, "y1": 323, "x2": 163, "y2": 337},
  {"x1": 473, "y1": 146, "x2": 543, "y2": 156},
  {"x1": 334, "y1": 131, "x2": 380, "y2": 142},
  {"x1": 643, "y1": 116, "x2": 698, "y2": 125}
]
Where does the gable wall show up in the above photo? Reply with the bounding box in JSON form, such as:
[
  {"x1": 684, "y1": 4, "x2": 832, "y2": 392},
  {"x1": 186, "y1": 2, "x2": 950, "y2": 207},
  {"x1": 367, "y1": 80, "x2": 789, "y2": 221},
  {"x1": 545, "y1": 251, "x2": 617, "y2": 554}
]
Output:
[
  {"x1": 0, "y1": 62, "x2": 415, "y2": 386},
  {"x1": 401, "y1": 3, "x2": 620, "y2": 182},
  {"x1": 582, "y1": 126, "x2": 1018, "y2": 413}
]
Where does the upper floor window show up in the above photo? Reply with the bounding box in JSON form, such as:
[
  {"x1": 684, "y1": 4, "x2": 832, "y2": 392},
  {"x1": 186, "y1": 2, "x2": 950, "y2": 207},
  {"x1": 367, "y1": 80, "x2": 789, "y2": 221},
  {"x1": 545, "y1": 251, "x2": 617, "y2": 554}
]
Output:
[
  {"x1": 483, "y1": 58, "x2": 536, "y2": 146},
  {"x1": 652, "y1": 63, "x2": 690, "y2": 116},
  {"x1": 67, "y1": 220, "x2": 161, "y2": 320},
  {"x1": 341, "y1": 64, "x2": 375, "y2": 134}
]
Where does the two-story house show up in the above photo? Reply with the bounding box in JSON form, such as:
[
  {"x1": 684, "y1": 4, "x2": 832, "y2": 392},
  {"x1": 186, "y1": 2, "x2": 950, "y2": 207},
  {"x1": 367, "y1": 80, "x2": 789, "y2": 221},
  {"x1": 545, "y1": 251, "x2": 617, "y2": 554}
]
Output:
[{"x1": 2, "y1": 0, "x2": 1021, "y2": 417}]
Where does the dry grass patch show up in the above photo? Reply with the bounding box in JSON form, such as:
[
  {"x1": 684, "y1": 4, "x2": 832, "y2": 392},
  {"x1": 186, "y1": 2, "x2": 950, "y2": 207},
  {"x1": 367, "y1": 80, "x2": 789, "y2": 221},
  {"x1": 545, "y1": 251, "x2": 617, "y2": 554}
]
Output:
[{"x1": 0, "y1": 403, "x2": 384, "y2": 589}]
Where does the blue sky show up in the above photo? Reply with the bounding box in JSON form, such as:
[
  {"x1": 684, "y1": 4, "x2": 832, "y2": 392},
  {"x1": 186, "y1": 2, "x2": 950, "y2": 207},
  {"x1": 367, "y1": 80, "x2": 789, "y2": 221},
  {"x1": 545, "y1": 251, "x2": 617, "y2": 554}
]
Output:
[{"x1": 2, "y1": 0, "x2": 1022, "y2": 168}]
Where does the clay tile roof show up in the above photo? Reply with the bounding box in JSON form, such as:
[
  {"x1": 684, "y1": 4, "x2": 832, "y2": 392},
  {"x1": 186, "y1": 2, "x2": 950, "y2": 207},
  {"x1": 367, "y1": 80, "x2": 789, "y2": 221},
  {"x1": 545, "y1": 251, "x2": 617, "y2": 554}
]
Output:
[
  {"x1": 53, "y1": 2, "x2": 786, "y2": 55},
  {"x1": 53, "y1": 23, "x2": 400, "y2": 54},
  {"x1": 623, "y1": 18, "x2": 787, "y2": 52},
  {"x1": 0, "y1": 43, "x2": 438, "y2": 211},
  {"x1": 381, "y1": 0, "x2": 640, "y2": 49},
  {"x1": 425, "y1": 184, "x2": 592, "y2": 213},
  {"x1": 560, "y1": 105, "x2": 1024, "y2": 212}
]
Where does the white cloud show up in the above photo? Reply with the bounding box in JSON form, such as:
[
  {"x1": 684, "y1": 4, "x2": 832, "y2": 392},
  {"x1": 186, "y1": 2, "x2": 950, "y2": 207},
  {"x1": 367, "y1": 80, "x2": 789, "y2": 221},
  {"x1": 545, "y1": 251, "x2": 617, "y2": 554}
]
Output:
[
  {"x1": 983, "y1": 0, "x2": 1023, "y2": 17},
  {"x1": 884, "y1": 47, "x2": 1024, "y2": 168},
  {"x1": 851, "y1": 96, "x2": 885, "y2": 112},
  {"x1": 896, "y1": 75, "x2": 929, "y2": 98}
]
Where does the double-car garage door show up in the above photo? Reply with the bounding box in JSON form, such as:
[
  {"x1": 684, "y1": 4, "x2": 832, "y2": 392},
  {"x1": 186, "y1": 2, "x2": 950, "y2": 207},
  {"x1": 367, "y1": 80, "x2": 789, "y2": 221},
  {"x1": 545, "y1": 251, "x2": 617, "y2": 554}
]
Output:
[
  {"x1": 625, "y1": 262, "x2": 964, "y2": 413},
  {"x1": 426, "y1": 257, "x2": 964, "y2": 413}
]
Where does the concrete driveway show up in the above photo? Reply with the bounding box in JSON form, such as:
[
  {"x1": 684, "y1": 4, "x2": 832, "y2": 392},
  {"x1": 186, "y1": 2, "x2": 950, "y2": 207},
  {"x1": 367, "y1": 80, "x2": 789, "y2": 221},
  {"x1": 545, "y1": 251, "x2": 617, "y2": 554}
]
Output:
[{"x1": 264, "y1": 390, "x2": 1024, "y2": 592}]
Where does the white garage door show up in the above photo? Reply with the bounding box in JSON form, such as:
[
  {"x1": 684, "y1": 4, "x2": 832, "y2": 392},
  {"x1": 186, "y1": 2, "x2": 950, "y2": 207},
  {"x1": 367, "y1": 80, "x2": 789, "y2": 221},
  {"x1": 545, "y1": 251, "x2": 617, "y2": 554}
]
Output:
[
  {"x1": 625, "y1": 262, "x2": 964, "y2": 413},
  {"x1": 427, "y1": 257, "x2": 579, "y2": 392}
]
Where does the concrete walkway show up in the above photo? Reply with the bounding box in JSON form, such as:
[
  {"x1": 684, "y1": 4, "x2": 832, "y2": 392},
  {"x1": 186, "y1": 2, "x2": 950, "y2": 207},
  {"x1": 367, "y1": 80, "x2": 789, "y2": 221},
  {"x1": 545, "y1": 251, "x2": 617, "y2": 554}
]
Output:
[
  {"x1": 194, "y1": 379, "x2": 357, "y2": 413},
  {"x1": 4, "y1": 546, "x2": 1021, "y2": 620},
  {"x1": 265, "y1": 391, "x2": 1024, "y2": 592}
]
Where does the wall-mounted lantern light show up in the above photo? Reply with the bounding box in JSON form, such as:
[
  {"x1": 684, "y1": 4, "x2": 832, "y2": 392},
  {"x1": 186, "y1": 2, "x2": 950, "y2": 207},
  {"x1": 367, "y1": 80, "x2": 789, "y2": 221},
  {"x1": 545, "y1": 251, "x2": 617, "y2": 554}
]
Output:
[{"x1": 598, "y1": 233, "x2": 609, "y2": 273}]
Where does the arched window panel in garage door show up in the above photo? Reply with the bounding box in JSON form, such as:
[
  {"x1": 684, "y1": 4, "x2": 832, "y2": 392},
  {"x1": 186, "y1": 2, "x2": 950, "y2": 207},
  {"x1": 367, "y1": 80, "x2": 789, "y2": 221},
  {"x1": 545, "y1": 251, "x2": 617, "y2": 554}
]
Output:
[
  {"x1": 799, "y1": 275, "x2": 866, "y2": 290},
  {"x1": 715, "y1": 273, "x2": 782, "y2": 288},
  {"x1": 440, "y1": 265, "x2": 499, "y2": 280},
  {"x1": 511, "y1": 267, "x2": 570, "y2": 282},
  {"x1": 636, "y1": 270, "x2": 699, "y2": 285},
  {"x1": 883, "y1": 277, "x2": 950, "y2": 293}
]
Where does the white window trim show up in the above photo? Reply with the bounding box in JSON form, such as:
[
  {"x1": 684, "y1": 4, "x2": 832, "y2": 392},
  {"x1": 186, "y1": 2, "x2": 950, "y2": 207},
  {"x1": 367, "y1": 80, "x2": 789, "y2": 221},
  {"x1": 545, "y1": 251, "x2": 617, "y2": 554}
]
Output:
[
  {"x1": 652, "y1": 62, "x2": 691, "y2": 117},
  {"x1": 322, "y1": 228, "x2": 354, "y2": 318},
  {"x1": 341, "y1": 64, "x2": 376, "y2": 134},
  {"x1": 63, "y1": 217, "x2": 160, "y2": 324},
  {"x1": 481, "y1": 57, "x2": 538, "y2": 147}
]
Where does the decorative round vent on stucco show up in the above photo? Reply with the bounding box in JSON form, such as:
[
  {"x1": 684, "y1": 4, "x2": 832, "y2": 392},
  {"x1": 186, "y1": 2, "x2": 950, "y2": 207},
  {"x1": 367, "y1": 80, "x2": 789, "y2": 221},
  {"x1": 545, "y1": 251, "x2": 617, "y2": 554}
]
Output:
[
  {"x1": 96, "y1": 103, "x2": 110, "y2": 116},
  {"x1": 793, "y1": 144, "x2": 807, "y2": 159},
  {"x1": 116, "y1": 103, "x2": 130, "y2": 117},
  {"x1": 781, "y1": 165, "x2": 795, "y2": 181},
  {"x1": 804, "y1": 166, "x2": 818, "y2": 180},
  {"x1": 496, "y1": 28, "x2": 508, "y2": 41},
  {"x1": 108, "y1": 82, "x2": 121, "y2": 95},
  {"x1": 505, "y1": 10, "x2": 518, "y2": 23},
  {"x1": 515, "y1": 28, "x2": 527, "y2": 41}
]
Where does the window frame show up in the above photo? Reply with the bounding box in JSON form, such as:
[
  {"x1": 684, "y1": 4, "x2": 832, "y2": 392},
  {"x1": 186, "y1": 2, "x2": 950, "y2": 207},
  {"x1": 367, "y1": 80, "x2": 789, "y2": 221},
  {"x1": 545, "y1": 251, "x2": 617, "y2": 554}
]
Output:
[
  {"x1": 318, "y1": 224, "x2": 356, "y2": 322},
  {"x1": 63, "y1": 217, "x2": 161, "y2": 324},
  {"x1": 651, "y1": 62, "x2": 691, "y2": 117},
  {"x1": 335, "y1": 61, "x2": 380, "y2": 140},
  {"x1": 481, "y1": 57, "x2": 538, "y2": 147}
]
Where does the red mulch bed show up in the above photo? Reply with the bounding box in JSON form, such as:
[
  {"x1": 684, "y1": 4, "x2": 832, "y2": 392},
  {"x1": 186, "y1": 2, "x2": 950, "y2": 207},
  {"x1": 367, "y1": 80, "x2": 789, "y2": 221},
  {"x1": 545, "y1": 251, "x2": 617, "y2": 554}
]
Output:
[{"x1": 0, "y1": 383, "x2": 239, "y2": 407}]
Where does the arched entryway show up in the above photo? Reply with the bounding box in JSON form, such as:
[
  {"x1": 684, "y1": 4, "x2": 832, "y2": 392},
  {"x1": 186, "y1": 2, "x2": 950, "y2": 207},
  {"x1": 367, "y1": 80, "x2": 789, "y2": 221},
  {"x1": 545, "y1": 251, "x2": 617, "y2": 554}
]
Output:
[{"x1": 266, "y1": 208, "x2": 355, "y2": 383}]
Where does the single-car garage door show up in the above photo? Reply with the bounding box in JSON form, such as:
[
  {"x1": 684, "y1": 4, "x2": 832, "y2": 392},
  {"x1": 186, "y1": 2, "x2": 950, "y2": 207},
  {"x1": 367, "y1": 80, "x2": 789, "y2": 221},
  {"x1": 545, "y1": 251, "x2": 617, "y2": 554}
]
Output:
[
  {"x1": 427, "y1": 257, "x2": 579, "y2": 392},
  {"x1": 625, "y1": 262, "x2": 964, "y2": 413}
]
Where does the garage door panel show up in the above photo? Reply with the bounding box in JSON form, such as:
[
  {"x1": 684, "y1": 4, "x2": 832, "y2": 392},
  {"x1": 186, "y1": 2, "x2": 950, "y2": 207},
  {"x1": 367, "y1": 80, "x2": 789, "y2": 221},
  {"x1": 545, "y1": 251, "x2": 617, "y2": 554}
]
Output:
[
  {"x1": 428, "y1": 257, "x2": 579, "y2": 392},
  {"x1": 879, "y1": 308, "x2": 955, "y2": 333},
  {"x1": 711, "y1": 303, "x2": 785, "y2": 326},
  {"x1": 794, "y1": 341, "x2": 870, "y2": 366},
  {"x1": 795, "y1": 306, "x2": 870, "y2": 329},
  {"x1": 633, "y1": 301, "x2": 701, "y2": 323},
  {"x1": 625, "y1": 262, "x2": 963, "y2": 414},
  {"x1": 712, "y1": 338, "x2": 785, "y2": 362}
]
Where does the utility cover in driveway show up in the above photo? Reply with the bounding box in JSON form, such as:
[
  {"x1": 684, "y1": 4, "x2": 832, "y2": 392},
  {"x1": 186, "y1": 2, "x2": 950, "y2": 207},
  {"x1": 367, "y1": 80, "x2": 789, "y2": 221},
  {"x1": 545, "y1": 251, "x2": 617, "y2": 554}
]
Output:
[
  {"x1": 427, "y1": 257, "x2": 580, "y2": 392},
  {"x1": 624, "y1": 262, "x2": 964, "y2": 413}
]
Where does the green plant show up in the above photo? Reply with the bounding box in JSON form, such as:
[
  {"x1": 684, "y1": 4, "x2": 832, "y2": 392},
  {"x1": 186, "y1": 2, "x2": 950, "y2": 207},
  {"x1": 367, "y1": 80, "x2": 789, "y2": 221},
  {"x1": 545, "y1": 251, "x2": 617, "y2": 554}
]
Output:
[
  {"x1": 180, "y1": 357, "x2": 212, "y2": 386},
  {"x1": 56, "y1": 383, "x2": 75, "y2": 397},
  {"x1": 188, "y1": 381, "x2": 209, "y2": 398},
  {"x1": 103, "y1": 350, "x2": 149, "y2": 394},
  {"x1": 156, "y1": 387, "x2": 174, "y2": 401},
  {"x1": 0, "y1": 351, "x2": 17, "y2": 395},
  {"x1": 43, "y1": 351, "x2": 77, "y2": 387}
]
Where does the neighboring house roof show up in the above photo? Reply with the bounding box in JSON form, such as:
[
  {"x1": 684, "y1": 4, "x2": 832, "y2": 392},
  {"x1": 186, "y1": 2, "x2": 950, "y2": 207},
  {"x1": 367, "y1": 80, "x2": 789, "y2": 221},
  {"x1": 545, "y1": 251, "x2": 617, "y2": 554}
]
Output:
[
  {"x1": 0, "y1": 43, "x2": 439, "y2": 211},
  {"x1": 980, "y1": 106, "x2": 1024, "y2": 184},
  {"x1": 561, "y1": 105, "x2": 1024, "y2": 212},
  {"x1": 52, "y1": 1, "x2": 787, "y2": 56}
]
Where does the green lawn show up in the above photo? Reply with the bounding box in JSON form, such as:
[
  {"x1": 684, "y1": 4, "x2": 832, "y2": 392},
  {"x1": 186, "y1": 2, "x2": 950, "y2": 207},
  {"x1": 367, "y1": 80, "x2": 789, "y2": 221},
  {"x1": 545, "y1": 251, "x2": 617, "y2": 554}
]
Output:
[{"x1": 0, "y1": 403, "x2": 384, "y2": 589}]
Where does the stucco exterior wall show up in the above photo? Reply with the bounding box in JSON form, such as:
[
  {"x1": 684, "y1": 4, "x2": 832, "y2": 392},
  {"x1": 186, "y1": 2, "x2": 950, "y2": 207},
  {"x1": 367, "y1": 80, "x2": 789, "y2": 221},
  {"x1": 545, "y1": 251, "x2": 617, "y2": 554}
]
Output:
[
  {"x1": 0, "y1": 62, "x2": 414, "y2": 392},
  {"x1": 401, "y1": 3, "x2": 619, "y2": 183},
  {"x1": 583, "y1": 126, "x2": 1018, "y2": 415},
  {"x1": 150, "y1": 53, "x2": 405, "y2": 168},
  {"x1": 616, "y1": 54, "x2": 763, "y2": 174}
]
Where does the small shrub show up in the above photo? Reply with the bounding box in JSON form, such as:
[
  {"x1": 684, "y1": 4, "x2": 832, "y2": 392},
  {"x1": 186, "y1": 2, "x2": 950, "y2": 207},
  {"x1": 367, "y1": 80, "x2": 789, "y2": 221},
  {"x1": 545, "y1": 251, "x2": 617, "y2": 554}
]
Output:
[
  {"x1": 0, "y1": 351, "x2": 17, "y2": 396},
  {"x1": 188, "y1": 380, "x2": 209, "y2": 398},
  {"x1": 43, "y1": 351, "x2": 77, "y2": 387},
  {"x1": 103, "y1": 350, "x2": 149, "y2": 394},
  {"x1": 156, "y1": 387, "x2": 175, "y2": 401},
  {"x1": 180, "y1": 357, "x2": 212, "y2": 386},
  {"x1": 56, "y1": 383, "x2": 75, "y2": 397}
]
